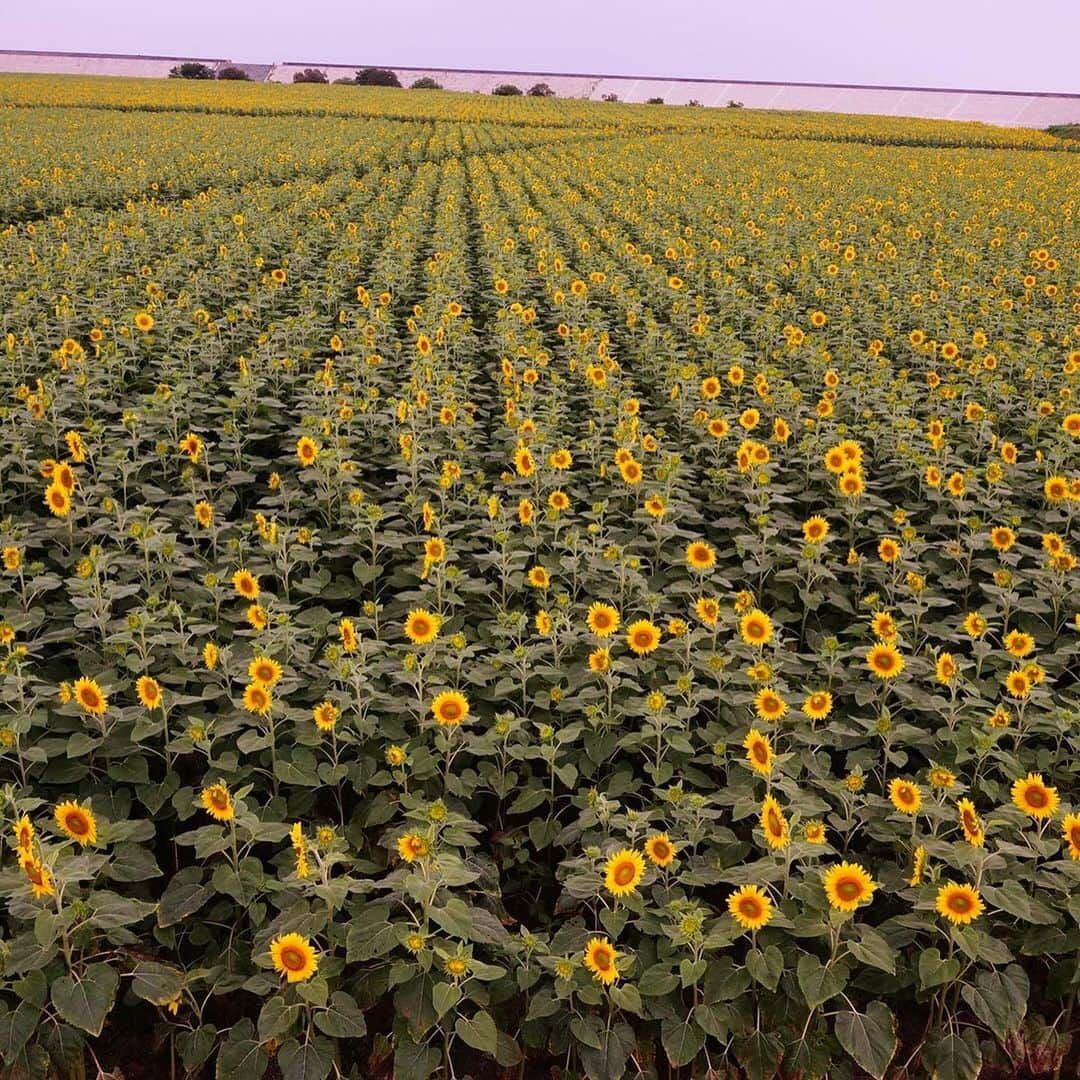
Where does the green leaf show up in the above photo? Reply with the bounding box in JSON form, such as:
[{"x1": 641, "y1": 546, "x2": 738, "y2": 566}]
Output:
[
  {"x1": 918, "y1": 947, "x2": 961, "y2": 990},
  {"x1": 313, "y1": 992, "x2": 367, "y2": 1038},
  {"x1": 661, "y1": 1017, "x2": 705, "y2": 1068},
  {"x1": 51, "y1": 964, "x2": 118, "y2": 1037},
  {"x1": 797, "y1": 953, "x2": 847, "y2": 1009},
  {"x1": 158, "y1": 867, "x2": 212, "y2": 928},
  {"x1": 960, "y1": 964, "x2": 1028, "y2": 1043},
  {"x1": 0, "y1": 1002, "x2": 38, "y2": 1061},
  {"x1": 637, "y1": 963, "x2": 679, "y2": 996},
  {"x1": 734, "y1": 1029, "x2": 784, "y2": 1080},
  {"x1": 431, "y1": 982, "x2": 461, "y2": 1021},
  {"x1": 215, "y1": 1018, "x2": 268, "y2": 1080},
  {"x1": 130, "y1": 962, "x2": 185, "y2": 1005},
  {"x1": 834, "y1": 1002, "x2": 897, "y2": 1080},
  {"x1": 746, "y1": 945, "x2": 783, "y2": 991},
  {"x1": 392, "y1": 1039, "x2": 440, "y2": 1080},
  {"x1": 924, "y1": 1028, "x2": 982, "y2": 1080},
  {"x1": 847, "y1": 924, "x2": 897, "y2": 974},
  {"x1": 277, "y1": 1037, "x2": 332, "y2": 1080},
  {"x1": 455, "y1": 1009, "x2": 498, "y2": 1056},
  {"x1": 982, "y1": 882, "x2": 1058, "y2": 924},
  {"x1": 258, "y1": 996, "x2": 300, "y2": 1041},
  {"x1": 576, "y1": 1019, "x2": 635, "y2": 1080}
]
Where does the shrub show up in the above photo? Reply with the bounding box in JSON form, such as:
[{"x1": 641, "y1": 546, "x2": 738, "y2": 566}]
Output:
[
  {"x1": 727, "y1": 99, "x2": 745, "y2": 108},
  {"x1": 353, "y1": 67, "x2": 402, "y2": 87},
  {"x1": 167, "y1": 62, "x2": 215, "y2": 80},
  {"x1": 293, "y1": 68, "x2": 329, "y2": 84},
  {"x1": 217, "y1": 66, "x2": 251, "y2": 81},
  {"x1": 601, "y1": 92, "x2": 619, "y2": 102},
  {"x1": 492, "y1": 84, "x2": 523, "y2": 96},
  {"x1": 645, "y1": 96, "x2": 664, "y2": 105},
  {"x1": 528, "y1": 82, "x2": 555, "y2": 98},
  {"x1": 410, "y1": 76, "x2": 442, "y2": 90}
]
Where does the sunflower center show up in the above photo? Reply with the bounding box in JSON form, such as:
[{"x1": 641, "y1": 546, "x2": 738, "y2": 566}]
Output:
[
  {"x1": 280, "y1": 946, "x2": 306, "y2": 971},
  {"x1": 613, "y1": 863, "x2": 636, "y2": 886},
  {"x1": 738, "y1": 897, "x2": 762, "y2": 919},
  {"x1": 836, "y1": 879, "x2": 861, "y2": 901},
  {"x1": 441, "y1": 702, "x2": 461, "y2": 721},
  {"x1": 211, "y1": 791, "x2": 228, "y2": 810},
  {"x1": 752, "y1": 743, "x2": 768, "y2": 764},
  {"x1": 652, "y1": 842, "x2": 670, "y2": 860},
  {"x1": 633, "y1": 631, "x2": 653, "y2": 648},
  {"x1": 65, "y1": 813, "x2": 89, "y2": 836},
  {"x1": 948, "y1": 894, "x2": 971, "y2": 913},
  {"x1": 767, "y1": 810, "x2": 782, "y2": 834},
  {"x1": 1026, "y1": 787, "x2": 1047, "y2": 807},
  {"x1": 592, "y1": 949, "x2": 611, "y2": 971}
]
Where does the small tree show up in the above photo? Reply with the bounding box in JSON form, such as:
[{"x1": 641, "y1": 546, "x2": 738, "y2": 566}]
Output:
[
  {"x1": 601, "y1": 92, "x2": 619, "y2": 102},
  {"x1": 527, "y1": 82, "x2": 555, "y2": 97},
  {"x1": 217, "y1": 66, "x2": 250, "y2": 81},
  {"x1": 354, "y1": 67, "x2": 401, "y2": 87},
  {"x1": 410, "y1": 76, "x2": 442, "y2": 89},
  {"x1": 645, "y1": 96, "x2": 664, "y2": 105},
  {"x1": 492, "y1": 84, "x2": 523, "y2": 96},
  {"x1": 168, "y1": 62, "x2": 215, "y2": 80},
  {"x1": 293, "y1": 68, "x2": 329, "y2": 84},
  {"x1": 687, "y1": 99, "x2": 702, "y2": 107},
  {"x1": 726, "y1": 99, "x2": 744, "y2": 108}
]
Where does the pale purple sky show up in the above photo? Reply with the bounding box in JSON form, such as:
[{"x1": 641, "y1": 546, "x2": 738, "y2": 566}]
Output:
[{"x1": 5, "y1": 0, "x2": 1079, "y2": 94}]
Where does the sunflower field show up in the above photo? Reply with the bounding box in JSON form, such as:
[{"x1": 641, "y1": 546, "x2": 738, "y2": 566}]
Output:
[{"x1": 0, "y1": 74, "x2": 1078, "y2": 1080}]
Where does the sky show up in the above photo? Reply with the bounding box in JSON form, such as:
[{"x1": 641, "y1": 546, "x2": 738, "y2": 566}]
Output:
[{"x1": 4, "y1": 0, "x2": 1079, "y2": 94}]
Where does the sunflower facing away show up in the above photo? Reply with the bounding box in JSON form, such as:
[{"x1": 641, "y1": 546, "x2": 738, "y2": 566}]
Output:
[
  {"x1": 583, "y1": 937, "x2": 619, "y2": 985},
  {"x1": 604, "y1": 848, "x2": 645, "y2": 897},
  {"x1": 269, "y1": 933, "x2": 318, "y2": 982}
]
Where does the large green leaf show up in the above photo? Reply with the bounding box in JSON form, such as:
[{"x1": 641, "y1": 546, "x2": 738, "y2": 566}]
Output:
[
  {"x1": 455, "y1": 1009, "x2": 498, "y2": 1056},
  {"x1": 661, "y1": 1017, "x2": 705, "y2": 1068},
  {"x1": 834, "y1": 1002, "x2": 897, "y2": 1080},
  {"x1": 157, "y1": 866, "x2": 212, "y2": 928},
  {"x1": 960, "y1": 964, "x2": 1028, "y2": 1043},
  {"x1": 51, "y1": 964, "x2": 118, "y2": 1037},
  {"x1": 797, "y1": 953, "x2": 847, "y2": 1009}
]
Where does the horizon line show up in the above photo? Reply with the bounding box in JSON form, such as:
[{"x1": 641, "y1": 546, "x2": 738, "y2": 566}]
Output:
[{"x1": 1, "y1": 48, "x2": 1078, "y2": 100}]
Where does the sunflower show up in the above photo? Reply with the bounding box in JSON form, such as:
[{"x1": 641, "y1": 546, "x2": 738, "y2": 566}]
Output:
[
  {"x1": 194, "y1": 500, "x2": 214, "y2": 528},
  {"x1": 513, "y1": 446, "x2": 535, "y2": 477},
  {"x1": 1061, "y1": 814, "x2": 1080, "y2": 860},
  {"x1": 203, "y1": 642, "x2": 219, "y2": 670},
  {"x1": 232, "y1": 569, "x2": 259, "y2": 600},
  {"x1": 760, "y1": 795, "x2": 790, "y2": 849},
  {"x1": 44, "y1": 483, "x2": 71, "y2": 517},
  {"x1": 247, "y1": 605, "x2": 268, "y2": 631},
  {"x1": 695, "y1": 597, "x2": 720, "y2": 626},
  {"x1": 644, "y1": 494, "x2": 667, "y2": 517},
  {"x1": 339, "y1": 618, "x2": 358, "y2": 653},
  {"x1": 1044, "y1": 476, "x2": 1068, "y2": 503},
  {"x1": 728, "y1": 885, "x2": 773, "y2": 931},
  {"x1": 626, "y1": 619, "x2": 661, "y2": 656},
  {"x1": 136, "y1": 676, "x2": 162, "y2": 710},
  {"x1": 908, "y1": 844, "x2": 927, "y2": 886},
  {"x1": 269, "y1": 933, "x2": 318, "y2": 983},
  {"x1": 803, "y1": 821, "x2": 826, "y2": 844},
  {"x1": 1003, "y1": 669, "x2": 1031, "y2": 699},
  {"x1": 644, "y1": 833, "x2": 676, "y2": 867},
  {"x1": 686, "y1": 540, "x2": 716, "y2": 571},
  {"x1": 935, "y1": 653, "x2": 958, "y2": 685},
  {"x1": 803, "y1": 691, "x2": 833, "y2": 721},
  {"x1": 586, "y1": 602, "x2": 620, "y2": 638},
  {"x1": 866, "y1": 642, "x2": 904, "y2": 680},
  {"x1": 753, "y1": 688, "x2": 787, "y2": 722},
  {"x1": 823, "y1": 862, "x2": 875, "y2": 913},
  {"x1": 14, "y1": 815, "x2": 34, "y2": 854},
  {"x1": 1003, "y1": 630, "x2": 1035, "y2": 658},
  {"x1": 296, "y1": 437, "x2": 320, "y2": 467},
  {"x1": 55, "y1": 801, "x2": 97, "y2": 846},
  {"x1": 397, "y1": 833, "x2": 430, "y2": 862},
  {"x1": 963, "y1": 612, "x2": 988, "y2": 638},
  {"x1": 870, "y1": 611, "x2": 897, "y2": 640},
  {"x1": 73, "y1": 676, "x2": 108, "y2": 716},
  {"x1": 802, "y1": 516, "x2": 829, "y2": 544},
  {"x1": 877, "y1": 538, "x2": 900, "y2": 563},
  {"x1": 935, "y1": 883, "x2": 984, "y2": 926},
  {"x1": 957, "y1": 798, "x2": 984, "y2": 846},
  {"x1": 888, "y1": 778, "x2": 921, "y2": 814},
  {"x1": 1011, "y1": 773, "x2": 1059, "y2": 819},
  {"x1": 404, "y1": 609, "x2": 440, "y2": 645},
  {"x1": 583, "y1": 937, "x2": 619, "y2": 985},
  {"x1": 604, "y1": 848, "x2": 645, "y2": 897},
  {"x1": 246, "y1": 657, "x2": 282, "y2": 687},
  {"x1": 134, "y1": 311, "x2": 154, "y2": 332},
  {"x1": 989, "y1": 526, "x2": 1016, "y2": 552},
  {"x1": 179, "y1": 433, "x2": 203, "y2": 462},
  {"x1": 739, "y1": 609, "x2": 773, "y2": 647},
  {"x1": 588, "y1": 648, "x2": 610, "y2": 673},
  {"x1": 21, "y1": 855, "x2": 54, "y2": 899},
  {"x1": 527, "y1": 566, "x2": 550, "y2": 588},
  {"x1": 201, "y1": 783, "x2": 234, "y2": 822},
  {"x1": 432, "y1": 690, "x2": 469, "y2": 727},
  {"x1": 243, "y1": 682, "x2": 272, "y2": 716},
  {"x1": 743, "y1": 729, "x2": 773, "y2": 775}
]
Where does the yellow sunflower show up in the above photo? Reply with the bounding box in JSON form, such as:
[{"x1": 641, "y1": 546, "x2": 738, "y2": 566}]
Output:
[
  {"x1": 587, "y1": 602, "x2": 620, "y2": 638},
  {"x1": 136, "y1": 676, "x2": 162, "y2": 710},
  {"x1": 1061, "y1": 814, "x2": 1080, "y2": 861},
  {"x1": 604, "y1": 848, "x2": 645, "y2": 897},
  {"x1": 802, "y1": 691, "x2": 833, "y2": 721},
  {"x1": 269, "y1": 933, "x2": 318, "y2": 982},
  {"x1": 760, "y1": 795, "x2": 789, "y2": 850},
  {"x1": 54, "y1": 801, "x2": 97, "y2": 846},
  {"x1": 432, "y1": 690, "x2": 469, "y2": 727},
  {"x1": 404, "y1": 609, "x2": 440, "y2": 645},
  {"x1": 73, "y1": 676, "x2": 108, "y2": 716},
  {"x1": 296, "y1": 437, "x2": 320, "y2": 468},
  {"x1": 1011, "y1": 773, "x2": 1059, "y2": 819},
  {"x1": 823, "y1": 862, "x2": 876, "y2": 913},
  {"x1": 201, "y1": 783, "x2": 234, "y2": 822},
  {"x1": 397, "y1": 833, "x2": 430, "y2": 862},
  {"x1": 739, "y1": 609, "x2": 773, "y2": 647},
  {"x1": 743, "y1": 729, "x2": 773, "y2": 776},
  {"x1": 232, "y1": 569, "x2": 259, "y2": 600},
  {"x1": 888, "y1": 778, "x2": 922, "y2": 815},
  {"x1": 728, "y1": 885, "x2": 773, "y2": 931},
  {"x1": 626, "y1": 619, "x2": 661, "y2": 656},
  {"x1": 866, "y1": 642, "x2": 904, "y2": 680},
  {"x1": 644, "y1": 833, "x2": 676, "y2": 867},
  {"x1": 935, "y1": 883, "x2": 984, "y2": 926},
  {"x1": 248, "y1": 656, "x2": 283, "y2": 687},
  {"x1": 957, "y1": 799, "x2": 984, "y2": 847},
  {"x1": 753, "y1": 688, "x2": 787, "y2": 722},
  {"x1": 583, "y1": 937, "x2": 619, "y2": 985},
  {"x1": 685, "y1": 540, "x2": 716, "y2": 571},
  {"x1": 243, "y1": 682, "x2": 272, "y2": 716}
]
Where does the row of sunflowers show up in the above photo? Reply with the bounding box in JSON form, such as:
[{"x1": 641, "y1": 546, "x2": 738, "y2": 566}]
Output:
[{"x1": 0, "y1": 77, "x2": 1078, "y2": 1080}]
